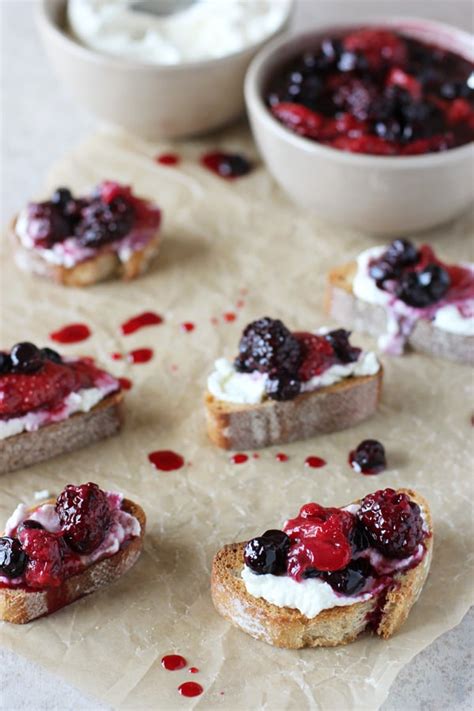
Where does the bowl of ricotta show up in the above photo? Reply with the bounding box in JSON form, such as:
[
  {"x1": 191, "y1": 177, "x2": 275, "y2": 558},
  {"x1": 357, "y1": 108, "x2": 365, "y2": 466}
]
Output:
[{"x1": 37, "y1": 0, "x2": 292, "y2": 140}]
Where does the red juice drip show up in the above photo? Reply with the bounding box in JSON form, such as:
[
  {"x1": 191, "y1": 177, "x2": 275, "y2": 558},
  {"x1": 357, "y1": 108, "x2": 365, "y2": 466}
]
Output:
[
  {"x1": 276, "y1": 452, "x2": 289, "y2": 462},
  {"x1": 161, "y1": 654, "x2": 187, "y2": 671},
  {"x1": 188, "y1": 667, "x2": 199, "y2": 674},
  {"x1": 231, "y1": 453, "x2": 248, "y2": 464},
  {"x1": 252, "y1": 453, "x2": 260, "y2": 459},
  {"x1": 223, "y1": 312, "x2": 236, "y2": 322},
  {"x1": 118, "y1": 377, "x2": 132, "y2": 390},
  {"x1": 111, "y1": 352, "x2": 123, "y2": 360},
  {"x1": 128, "y1": 348, "x2": 153, "y2": 364},
  {"x1": 305, "y1": 456, "x2": 326, "y2": 468},
  {"x1": 210, "y1": 317, "x2": 219, "y2": 326},
  {"x1": 178, "y1": 682, "x2": 203, "y2": 698},
  {"x1": 120, "y1": 311, "x2": 163, "y2": 335},
  {"x1": 49, "y1": 323, "x2": 91, "y2": 344},
  {"x1": 156, "y1": 152, "x2": 180, "y2": 166},
  {"x1": 148, "y1": 450, "x2": 185, "y2": 471},
  {"x1": 236, "y1": 299, "x2": 245, "y2": 309},
  {"x1": 181, "y1": 322, "x2": 195, "y2": 332}
]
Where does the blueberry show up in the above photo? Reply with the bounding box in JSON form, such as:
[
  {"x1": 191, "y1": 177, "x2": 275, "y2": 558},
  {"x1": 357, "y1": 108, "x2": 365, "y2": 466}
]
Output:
[
  {"x1": 40, "y1": 347, "x2": 62, "y2": 364},
  {"x1": 17, "y1": 519, "x2": 45, "y2": 535},
  {"x1": 385, "y1": 239, "x2": 419, "y2": 267},
  {"x1": 325, "y1": 329, "x2": 361, "y2": 363},
  {"x1": 10, "y1": 342, "x2": 44, "y2": 374},
  {"x1": 265, "y1": 372, "x2": 301, "y2": 401},
  {"x1": 322, "y1": 559, "x2": 373, "y2": 595},
  {"x1": 244, "y1": 529, "x2": 290, "y2": 575},
  {"x1": 396, "y1": 264, "x2": 451, "y2": 307},
  {"x1": 214, "y1": 154, "x2": 252, "y2": 178},
  {"x1": 0, "y1": 536, "x2": 28, "y2": 578},
  {"x1": 0, "y1": 352, "x2": 12, "y2": 375},
  {"x1": 51, "y1": 187, "x2": 73, "y2": 207},
  {"x1": 350, "y1": 439, "x2": 386, "y2": 474}
]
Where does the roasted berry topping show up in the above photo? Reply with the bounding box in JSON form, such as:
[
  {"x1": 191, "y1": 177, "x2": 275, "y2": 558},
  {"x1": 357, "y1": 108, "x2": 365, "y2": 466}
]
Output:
[
  {"x1": 357, "y1": 488, "x2": 424, "y2": 558},
  {"x1": 51, "y1": 187, "x2": 73, "y2": 207},
  {"x1": 284, "y1": 504, "x2": 354, "y2": 579},
  {"x1": 0, "y1": 353, "x2": 12, "y2": 374},
  {"x1": 244, "y1": 529, "x2": 290, "y2": 575},
  {"x1": 305, "y1": 558, "x2": 373, "y2": 596},
  {"x1": 267, "y1": 30, "x2": 474, "y2": 154},
  {"x1": 235, "y1": 317, "x2": 302, "y2": 376},
  {"x1": 265, "y1": 372, "x2": 301, "y2": 401},
  {"x1": 294, "y1": 332, "x2": 335, "y2": 381},
  {"x1": 395, "y1": 263, "x2": 451, "y2": 307},
  {"x1": 0, "y1": 536, "x2": 28, "y2": 578},
  {"x1": 55, "y1": 482, "x2": 112, "y2": 554},
  {"x1": 10, "y1": 342, "x2": 44, "y2": 374},
  {"x1": 18, "y1": 527, "x2": 64, "y2": 589},
  {"x1": 349, "y1": 439, "x2": 387, "y2": 475},
  {"x1": 27, "y1": 201, "x2": 71, "y2": 248},
  {"x1": 325, "y1": 329, "x2": 361, "y2": 363},
  {"x1": 0, "y1": 360, "x2": 80, "y2": 417}
]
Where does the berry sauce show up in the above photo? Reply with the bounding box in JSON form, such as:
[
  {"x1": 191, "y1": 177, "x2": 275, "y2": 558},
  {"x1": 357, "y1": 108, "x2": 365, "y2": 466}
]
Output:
[
  {"x1": 276, "y1": 452, "x2": 289, "y2": 462},
  {"x1": 128, "y1": 348, "x2": 153, "y2": 364},
  {"x1": 181, "y1": 322, "x2": 195, "y2": 332},
  {"x1": 178, "y1": 682, "x2": 204, "y2": 698},
  {"x1": 161, "y1": 654, "x2": 187, "y2": 671},
  {"x1": 231, "y1": 453, "x2": 249, "y2": 464},
  {"x1": 120, "y1": 311, "x2": 163, "y2": 335},
  {"x1": 305, "y1": 456, "x2": 327, "y2": 468},
  {"x1": 223, "y1": 312, "x2": 237, "y2": 322},
  {"x1": 49, "y1": 323, "x2": 91, "y2": 344},
  {"x1": 201, "y1": 151, "x2": 253, "y2": 179},
  {"x1": 189, "y1": 667, "x2": 199, "y2": 674},
  {"x1": 155, "y1": 153, "x2": 181, "y2": 166},
  {"x1": 148, "y1": 450, "x2": 185, "y2": 471},
  {"x1": 118, "y1": 377, "x2": 132, "y2": 390},
  {"x1": 267, "y1": 29, "x2": 474, "y2": 155}
]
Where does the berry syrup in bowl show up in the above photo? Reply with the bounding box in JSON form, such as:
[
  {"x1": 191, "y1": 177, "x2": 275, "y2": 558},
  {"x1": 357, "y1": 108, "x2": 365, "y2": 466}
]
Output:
[{"x1": 245, "y1": 18, "x2": 474, "y2": 234}]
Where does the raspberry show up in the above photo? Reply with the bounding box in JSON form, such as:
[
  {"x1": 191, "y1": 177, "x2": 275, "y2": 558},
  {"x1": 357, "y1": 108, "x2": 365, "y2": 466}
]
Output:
[
  {"x1": 235, "y1": 317, "x2": 301, "y2": 375},
  {"x1": 56, "y1": 483, "x2": 112, "y2": 554},
  {"x1": 356, "y1": 488, "x2": 424, "y2": 558},
  {"x1": 18, "y1": 527, "x2": 64, "y2": 588},
  {"x1": 271, "y1": 103, "x2": 325, "y2": 138},
  {"x1": 294, "y1": 332, "x2": 335, "y2": 381},
  {"x1": 343, "y1": 29, "x2": 407, "y2": 71}
]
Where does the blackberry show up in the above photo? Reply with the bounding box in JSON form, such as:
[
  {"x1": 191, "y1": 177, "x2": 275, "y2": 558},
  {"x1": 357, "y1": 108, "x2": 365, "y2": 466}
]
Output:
[
  {"x1": 325, "y1": 329, "x2": 361, "y2": 363},
  {"x1": 235, "y1": 317, "x2": 302, "y2": 375},
  {"x1": 76, "y1": 196, "x2": 135, "y2": 248},
  {"x1": 56, "y1": 482, "x2": 112, "y2": 554},
  {"x1": 265, "y1": 372, "x2": 301, "y2": 401}
]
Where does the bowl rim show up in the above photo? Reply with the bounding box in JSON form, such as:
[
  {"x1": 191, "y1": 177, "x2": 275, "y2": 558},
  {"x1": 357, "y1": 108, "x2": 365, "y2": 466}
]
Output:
[
  {"x1": 37, "y1": 0, "x2": 294, "y2": 72},
  {"x1": 245, "y1": 15, "x2": 474, "y2": 167}
]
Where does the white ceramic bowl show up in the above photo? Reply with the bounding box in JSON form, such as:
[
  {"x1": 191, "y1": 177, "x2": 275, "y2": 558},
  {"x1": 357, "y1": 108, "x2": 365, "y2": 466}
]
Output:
[
  {"x1": 37, "y1": 0, "x2": 292, "y2": 140},
  {"x1": 245, "y1": 18, "x2": 474, "y2": 235}
]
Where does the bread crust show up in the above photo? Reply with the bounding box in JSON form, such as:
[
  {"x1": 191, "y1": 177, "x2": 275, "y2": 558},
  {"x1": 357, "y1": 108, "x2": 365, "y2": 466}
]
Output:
[
  {"x1": 326, "y1": 261, "x2": 474, "y2": 365},
  {"x1": 0, "y1": 498, "x2": 145, "y2": 624},
  {"x1": 0, "y1": 391, "x2": 124, "y2": 475},
  {"x1": 11, "y1": 217, "x2": 161, "y2": 287},
  {"x1": 211, "y1": 489, "x2": 433, "y2": 649},
  {"x1": 205, "y1": 369, "x2": 383, "y2": 450}
]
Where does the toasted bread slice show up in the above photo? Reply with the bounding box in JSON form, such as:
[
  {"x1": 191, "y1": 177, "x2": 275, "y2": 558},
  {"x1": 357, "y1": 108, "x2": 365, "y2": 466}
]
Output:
[
  {"x1": 11, "y1": 217, "x2": 161, "y2": 287},
  {"x1": 0, "y1": 498, "x2": 145, "y2": 624},
  {"x1": 326, "y1": 261, "x2": 474, "y2": 364},
  {"x1": 205, "y1": 368, "x2": 383, "y2": 450},
  {"x1": 211, "y1": 489, "x2": 432, "y2": 648},
  {"x1": 0, "y1": 391, "x2": 123, "y2": 475}
]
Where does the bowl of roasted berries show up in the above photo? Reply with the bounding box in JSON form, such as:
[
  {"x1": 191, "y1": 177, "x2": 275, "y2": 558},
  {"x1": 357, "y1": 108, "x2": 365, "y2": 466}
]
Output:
[{"x1": 245, "y1": 18, "x2": 474, "y2": 234}]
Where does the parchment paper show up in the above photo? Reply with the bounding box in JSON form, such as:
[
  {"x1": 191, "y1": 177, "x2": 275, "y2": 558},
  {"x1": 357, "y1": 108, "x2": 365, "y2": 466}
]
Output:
[{"x1": 0, "y1": 123, "x2": 473, "y2": 710}]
